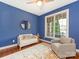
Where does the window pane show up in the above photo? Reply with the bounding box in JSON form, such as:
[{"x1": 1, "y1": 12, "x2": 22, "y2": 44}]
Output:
[
  {"x1": 45, "y1": 9, "x2": 69, "y2": 38},
  {"x1": 46, "y1": 17, "x2": 54, "y2": 37},
  {"x1": 55, "y1": 18, "x2": 61, "y2": 37},
  {"x1": 55, "y1": 12, "x2": 67, "y2": 37}
]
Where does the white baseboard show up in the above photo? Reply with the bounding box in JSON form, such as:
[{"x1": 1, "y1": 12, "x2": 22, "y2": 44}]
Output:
[
  {"x1": 40, "y1": 39, "x2": 51, "y2": 43},
  {"x1": 0, "y1": 43, "x2": 79, "y2": 53},
  {"x1": 0, "y1": 44, "x2": 17, "y2": 50},
  {"x1": 76, "y1": 49, "x2": 79, "y2": 53}
]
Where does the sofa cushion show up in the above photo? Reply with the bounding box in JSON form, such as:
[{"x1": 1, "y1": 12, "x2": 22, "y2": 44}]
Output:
[{"x1": 19, "y1": 34, "x2": 35, "y2": 40}]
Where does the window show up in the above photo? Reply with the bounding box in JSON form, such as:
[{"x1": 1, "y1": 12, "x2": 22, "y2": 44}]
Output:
[{"x1": 45, "y1": 9, "x2": 69, "y2": 38}]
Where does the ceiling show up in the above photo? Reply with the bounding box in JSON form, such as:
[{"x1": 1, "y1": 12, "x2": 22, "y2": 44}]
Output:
[{"x1": 0, "y1": 0, "x2": 77, "y2": 16}]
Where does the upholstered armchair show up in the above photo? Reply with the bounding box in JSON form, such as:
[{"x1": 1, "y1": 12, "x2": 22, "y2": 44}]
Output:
[{"x1": 51, "y1": 37, "x2": 76, "y2": 58}]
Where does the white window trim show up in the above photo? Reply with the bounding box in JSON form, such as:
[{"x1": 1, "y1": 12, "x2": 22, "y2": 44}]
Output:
[{"x1": 45, "y1": 9, "x2": 69, "y2": 39}]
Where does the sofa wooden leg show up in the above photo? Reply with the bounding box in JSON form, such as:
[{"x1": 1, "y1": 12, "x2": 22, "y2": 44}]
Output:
[
  {"x1": 18, "y1": 46, "x2": 21, "y2": 50},
  {"x1": 19, "y1": 47, "x2": 21, "y2": 50}
]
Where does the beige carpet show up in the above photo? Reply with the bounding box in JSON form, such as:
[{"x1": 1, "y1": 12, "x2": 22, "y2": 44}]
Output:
[{"x1": 1, "y1": 43, "x2": 59, "y2": 59}]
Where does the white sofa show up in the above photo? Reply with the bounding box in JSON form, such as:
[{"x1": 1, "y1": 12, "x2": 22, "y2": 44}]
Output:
[
  {"x1": 17, "y1": 34, "x2": 39, "y2": 50},
  {"x1": 51, "y1": 37, "x2": 76, "y2": 58}
]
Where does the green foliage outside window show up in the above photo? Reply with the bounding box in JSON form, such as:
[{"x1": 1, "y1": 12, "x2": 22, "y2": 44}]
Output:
[{"x1": 55, "y1": 20, "x2": 60, "y2": 37}]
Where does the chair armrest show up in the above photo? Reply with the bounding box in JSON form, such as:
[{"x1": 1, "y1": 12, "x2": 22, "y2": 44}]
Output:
[{"x1": 59, "y1": 43, "x2": 76, "y2": 51}]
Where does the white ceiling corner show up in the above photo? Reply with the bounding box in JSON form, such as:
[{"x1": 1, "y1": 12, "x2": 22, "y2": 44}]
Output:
[{"x1": 0, "y1": 0, "x2": 78, "y2": 16}]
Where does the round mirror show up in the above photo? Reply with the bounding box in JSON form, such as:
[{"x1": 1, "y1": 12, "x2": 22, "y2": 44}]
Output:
[{"x1": 21, "y1": 20, "x2": 31, "y2": 30}]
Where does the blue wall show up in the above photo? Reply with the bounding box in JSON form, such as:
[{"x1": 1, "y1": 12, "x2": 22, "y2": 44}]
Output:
[
  {"x1": 38, "y1": 1, "x2": 79, "y2": 49},
  {"x1": 0, "y1": 1, "x2": 79, "y2": 49},
  {"x1": 0, "y1": 2, "x2": 38, "y2": 47}
]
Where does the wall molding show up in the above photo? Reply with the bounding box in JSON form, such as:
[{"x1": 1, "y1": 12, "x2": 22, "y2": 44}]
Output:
[
  {"x1": 40, "y1": 39, "x2": 51, "y2": 43},
  {"x1": 76, "y1": 49, "x2": 79, "y2": 53},
  {"x1": 0, "y1": 43, "x2": 79, "y2": 53},
  {"x1": 0, "y1": 44, "x2": 17, "y2": 50}
]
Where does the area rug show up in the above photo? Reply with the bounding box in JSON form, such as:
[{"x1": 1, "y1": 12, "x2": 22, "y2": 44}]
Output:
[{"x1": 1, "y1": 43, "x2": 59, "y2": 59}]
